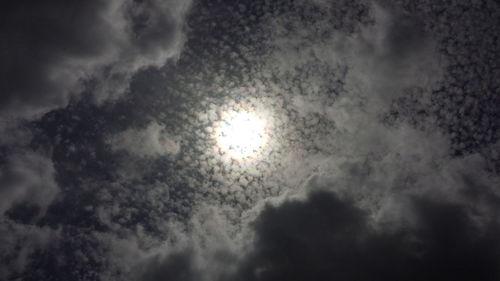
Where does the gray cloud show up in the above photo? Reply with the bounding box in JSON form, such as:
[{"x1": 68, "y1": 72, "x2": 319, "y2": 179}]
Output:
[
  {"x1": 0, "y1": 2, "x2": 192, "y2": 275},
  {"x1": 136, "y1": 251, "x2": 200, "y2": 281},
  {"x1": 0, "y1": 0, "x2": 191, "y2": 121},
  {"x1": 123, "y1": 2, "x2": 500, "y2": 280},
  {"x1": 0, "y1": 219, "x2": 60, "y2": 280},
  {"x1": 109, "y1": 121, "x2": 180, "y2": 158},
  {"x1": 134, "y1": 188, "x2": 500, "y2": 281},
  {"x1": 1, "y1": 1, "x2": 497, "y2": 280},
  {"x1": 0, "y1": 150, "x2": 58, "y2": 216},
  {"x1": 231, "y1": 191, "x2": 500, "y2": 281},
  {"x1": 0, "y1": 149, "x2": 59, "y2": 280}
]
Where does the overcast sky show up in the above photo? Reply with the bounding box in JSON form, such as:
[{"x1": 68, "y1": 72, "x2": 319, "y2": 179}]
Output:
[{"x1": 1, "y1": 0, "x2": 500, "y2": 280}]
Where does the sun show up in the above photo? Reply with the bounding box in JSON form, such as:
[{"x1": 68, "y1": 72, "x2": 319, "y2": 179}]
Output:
[{"x1": 215, "y1": 110, "x2": 267, "y2": 160}]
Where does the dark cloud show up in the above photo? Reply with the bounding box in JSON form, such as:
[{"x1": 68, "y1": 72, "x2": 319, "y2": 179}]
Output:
[
  {"x1": 0, "y1": 219, "x2": 60, "y2": 280},
  {"x1": 0, "y1": 0, "x2": 190, "y2": 120},
  {"x1": 0, "y1": 150, "x2": 58, "y2": 216},
  {"x1": 231, "y1": 191, "x2": 500, "y2": 281},
  {"x1": 135, "y1": 251, "x2": 199, "y2": 281}
]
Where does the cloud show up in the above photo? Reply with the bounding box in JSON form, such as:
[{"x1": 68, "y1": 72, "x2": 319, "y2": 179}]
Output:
[
  {"x1": 109, "y1": 121, "x2": 180, "y2": 158},
  {"x1": 0, "y1": 1, "x2": 495, "y2": 280},
  {"x1": 230, "y1": 191, "x2": 500, "y2": 281},
  {"x1": 0, "y1": 0, "x2": 191, "y2": 121},
  {"x1": 0, "y1": 221, "x2": 60, "y2": 280},
  {"x1": 0, "y1": 149, "x2": 59, "y2": 280},
  {"x1": 136, "y1": 251, "x2": 199, "y2": 281},
  {"x1": 0, "y1": 150, "x2": 59, "y2": 216},
  {"x1": 342, "y1": 2, "x2": 444, "y2": 107},
  {"x1": 129, "y1": 188, "x2": 500, "y2": 281},
  {"x1": 121, "y1": 3, "x2": 500, "y2": 280}
]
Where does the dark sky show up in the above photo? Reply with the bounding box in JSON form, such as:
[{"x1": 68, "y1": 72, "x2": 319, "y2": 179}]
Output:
[{"x1": 1, "y1": 0, "x2": 500, "y2": 281}]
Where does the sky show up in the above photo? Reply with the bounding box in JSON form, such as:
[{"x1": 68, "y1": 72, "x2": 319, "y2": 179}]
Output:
[{"x1": 0, "y1": 0, "x2": 499, "y2": 280}]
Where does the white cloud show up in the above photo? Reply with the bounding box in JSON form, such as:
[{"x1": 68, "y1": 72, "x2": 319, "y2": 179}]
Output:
[{"x1": 109, "y1": 121, "x2": 180, "y2": 158}]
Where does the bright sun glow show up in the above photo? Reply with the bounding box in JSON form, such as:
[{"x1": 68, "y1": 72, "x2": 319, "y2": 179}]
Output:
[{"x1": 216, "y1": 110, "x2": 267, "y2": 159}]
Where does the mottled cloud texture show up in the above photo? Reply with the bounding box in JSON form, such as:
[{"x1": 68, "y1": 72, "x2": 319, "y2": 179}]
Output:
[
  {"x1": 0, "y1": 0, "x2": 191, "y2": 279},
  {"x1": 127, "y1": 2, "x2": 499, "y2": 281},
  {"x1": 1, "y1": 0, "x2": 499, "y2": 280}
]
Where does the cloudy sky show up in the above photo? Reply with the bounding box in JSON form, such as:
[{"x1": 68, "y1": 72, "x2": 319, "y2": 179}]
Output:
[{"x1": 1, "y1": 0, "x2": 500, "y2": 280}]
